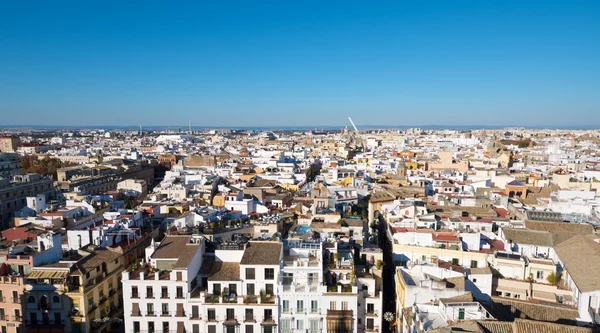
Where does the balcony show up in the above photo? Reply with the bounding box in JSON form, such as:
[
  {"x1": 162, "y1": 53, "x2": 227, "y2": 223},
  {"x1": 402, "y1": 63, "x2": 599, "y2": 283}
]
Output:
[
  {"x1": 88, "y1": 304, "x2": 98, "y2": 314},
  {"x1": 366, "y1": 310, "x2": 378, "y2": 317},
  {"x1": 244, "y1": 295, "x2": 258, "y2": 304},
  {"x1": 0, "y1": 314, "x2": 7, "y2": 321},
  {"x1": 244, "y1": 315, "x2": 256, "y2": 322},
  {"x1": 13, "y1": 315, "x2": 23, "y2": 321},
  {"x1": 160, "y1": 311, "x2": 170, "y2": 317},
  {"x1": 327, "y1": 310, "x2": 353, "y2": 318},
  {"x1": 145, "y1": 292, "x2": 153, "y2": 298},
  {"x1": 261, "y1": 316, "x2": 276, "y2": 324},
  {"x1": 146, "y1": 311, "x2": 155, "y2": 317},
  {"x1": 131, "y1": 293, "x2": 140, "y2": 299},
  {"x1": 130, "y1": 311, "x2": 142, "y2": 317},
  {"x1": 224, "y1": 316, "x2": 238, "y2": 324},
  {"x1": 365, "y1": 325, "x2": 380, "y2": 332},
  {"x1": 589, "y1": 305, "x2": 600, "y2": 323},
  {"x1": 206, "y1": 315, "x2": 219, "y2": 322},
  {"x1": 160, "y1": 293, "x2": 170, "y2": 299},
  {"x1": 175, "y1": 293, "x2": 184, "y2": 299}
]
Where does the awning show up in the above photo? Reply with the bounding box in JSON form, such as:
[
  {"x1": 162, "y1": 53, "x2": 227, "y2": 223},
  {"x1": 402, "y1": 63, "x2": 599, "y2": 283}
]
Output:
[
  {"x1": 28, "y1": 270, "x2": 69, "y2": 279},
  {"x1": 496, "y1": 286, "x2": 527, "y2": 295},
  {"x1": 533, "y1": 290, "x2": 557, "y2": 301}
]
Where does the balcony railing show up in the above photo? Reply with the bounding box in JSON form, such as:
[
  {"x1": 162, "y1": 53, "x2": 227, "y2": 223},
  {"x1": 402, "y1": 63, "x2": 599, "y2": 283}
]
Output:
[
  {"x1": 244, "y1": 315, "x2": 255, "y2": 322},
  {"x1": 145, "y1": 292, "x2": 153, "y2": 298},
  {"x1": 206, "y1": 315, "x2": 218, "y2": 322},
  {"x1": 366, "y1": 310, "x2": 378, "y2": 317},
  {"x1": 0, "y1": 314, "x2": 7, "y2": 321},
  {"x1": 88, "y1": 304, "x2": 98, "y2": 314},
  {"x1": 160, "y1": 293, "x2": 170, "y2": 299},
  {"x1": 366, "y1": 325, "x2": 380, "y2": 332},
  {"x1": 12, "y1": 297, "x2": 21, "y2": 304},
  {"x1": 131, "y1": 293, "x2": 140, "y2": 299}
]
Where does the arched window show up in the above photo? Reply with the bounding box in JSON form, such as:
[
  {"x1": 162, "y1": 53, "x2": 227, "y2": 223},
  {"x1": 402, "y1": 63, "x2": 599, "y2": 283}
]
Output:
[
  {"x1": 28, "y1": 296, "x2": 35, "y2": 303},
  {"x1": 53, "y1": 296, "x2": 60, "y2": 303}
]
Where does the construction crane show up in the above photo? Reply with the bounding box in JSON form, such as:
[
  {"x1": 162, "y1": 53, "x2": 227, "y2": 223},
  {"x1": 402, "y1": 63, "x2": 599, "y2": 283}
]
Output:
[{"x1": 348, "y1": 117, "x2": 359, "y2": 133}]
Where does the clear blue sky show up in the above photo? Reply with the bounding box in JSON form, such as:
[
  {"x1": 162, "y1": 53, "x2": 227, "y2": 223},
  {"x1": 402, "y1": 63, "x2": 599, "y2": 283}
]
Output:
[{"x1": 1, "y1": 1, "x2": 599, "y2": 127}]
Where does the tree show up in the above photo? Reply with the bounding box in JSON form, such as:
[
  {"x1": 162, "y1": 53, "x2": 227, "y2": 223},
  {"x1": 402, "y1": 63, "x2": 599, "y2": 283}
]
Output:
[{"x1": 547, "y1": 272, "x2": 561, "y2": 286}]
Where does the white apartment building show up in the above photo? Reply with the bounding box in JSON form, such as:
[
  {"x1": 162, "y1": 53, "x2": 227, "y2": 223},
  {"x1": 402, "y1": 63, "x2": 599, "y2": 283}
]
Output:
[
  {"x1": 122, "y1": 235, "x2": 206, "y2": 333},
  {"x1": 190, "y1": 241, "x2": 282, "y2": 333}
]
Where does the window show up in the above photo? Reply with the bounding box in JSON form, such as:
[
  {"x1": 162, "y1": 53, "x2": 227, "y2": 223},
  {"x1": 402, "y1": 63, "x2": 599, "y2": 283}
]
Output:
[
  {"x1": 367, "y1": 318, "x2": 374, "y2": 329},
  {"x1": 263, "y1": 327, "x2": 273, "y2": 333},
  {"x1": 311, "y1": 300, "x2": 318, "y2": 313},
  {"x1": 12, "y1": 291, "x2": 17, "y2": 303},
  {"x1": 161, "y1": 303, "x2": 169, "y2": 316},
  {"x1": 473, "y1": 278, "x2": 477, "y2": 283},
  {"x1": 247, "y1": 283, "x2": 255, "y2": 296},
  {"x1": 245, "y1": 325, "x2": 253, "y2": 333},
  {"x1": 207, "y1": 325, "x2": 216, "y2": 333},
  {"x1": 162, "y1": 322, "x2": 169, "y2": 333},
  {"x1": 53, "y1": 295, "x2": 60, "y2": 303},
  {"x1": 213, "y1": 283, "x2": 221, "y2": 295},
  {"x1": 245, "y1": 308, "x2": 253, "y2": 321},
  {"x1": 0, "y1": 309, "x2": 5, "y2": 321},
  {"x1": 265, "y1": 284, "x2": 273, "y2": 295},
  {"x1": 297, "y1": 300, "x2": 304, "y2": 312},
  {"x1": 133, "y1": 321, "x2": 140, "y2": 333},
  {"x1": 451, "y1": 258, "x2": 459, "y2": 265},
  {"x1": 283, "y1": 300, "x2": 290, "y2": 312},
  {"x1": 147, "y1": 304, "x2": 154, "y2": 316},
  {"x1": 131, "y1": 286, "x2": 139, "y2": 298},
  {"x1": 14, "y1": 309, "x2": 20, "y2": 321},
  {"x1": 246, "y1": 268, "x2": 255, "y2": 279},
  {"x1": 264, "y1": 268, "x2": 274, "y2": 280},
  {"x1": 146, "y1": 286, "x2": 153, "y2": 298},
  {"x1": 176, "y1": 287, "x2": 183, "y2": 298},
  {"x1": 176, "y1": 272, "x2": 182, "y2": 281},
  {"x1": 161, "y1": 287, "x2": 168, "y2": 298},
  {"x1": 149, "y1": 322, "x2": 155, "y2": 333},
  {"x1": 470, "y1": 260, "x2": 478, "y2": 268},
  {"x1": 505, "y1": 293, "x2": 511, "y2": 297},
  {"x1": 53, "y1": 313, "x2": 61, "y2": 325},
  {"x1": 264, "y1": 309, "x2": 272, "y2": 321},
  {"x1": 310, "y1": 320, "x2": 319, "y2": 332},
  {"x1": 330, "y1": 301, "x2": 336, "y2": 310},
  {"x1": 297, "y1": 319, "x2": 304, "y2": 330},
  {"x1": 192, "y1": 324, "x2": 199, "y2": 333},
  {"x1": 88, "y1": 297, "x2": 94, "y2": 307},
  {"x1": 28, "y1": 296, "x2": 35, "y2": 303},
  {"x1": 226, "y1": 308, "x2": 235, "y2": 320},
  {"x1": 341, "y1": 301, "x2": 348, "y2": 310},
  {"x1": 208, "y1": 309, "x2": 216, "y2": 321},
  {"x1": 536, "y1": 271, "x2": 544, "y2": 279},
  {"x1": 367, "y1": 303, "x2": 374, "y2": 313},
  {"x1": 458, "y1": 308, "x2": 465, "y2": 320}
]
